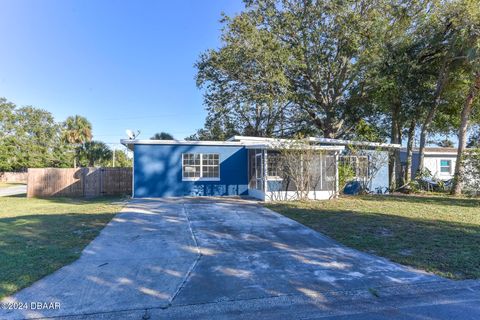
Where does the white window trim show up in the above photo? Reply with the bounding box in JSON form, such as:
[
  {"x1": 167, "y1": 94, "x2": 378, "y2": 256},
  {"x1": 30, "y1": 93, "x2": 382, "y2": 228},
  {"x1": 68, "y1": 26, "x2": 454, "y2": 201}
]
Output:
[
  {"x1": 266, "y1": 176, "x2": 284, "y2": 181},
  {"x1": 182, "y1": 153, "x2": 221, "y2": 182},
  {"x1": 439, "y1": 159, "x2": 452, "y2": 175}
]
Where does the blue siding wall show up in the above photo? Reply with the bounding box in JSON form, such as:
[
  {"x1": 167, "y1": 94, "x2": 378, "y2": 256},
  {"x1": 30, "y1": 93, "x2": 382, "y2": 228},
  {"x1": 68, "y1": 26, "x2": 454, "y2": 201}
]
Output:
[{"x1": 133, "y1": 144, "x2": 248, "y2": 197}]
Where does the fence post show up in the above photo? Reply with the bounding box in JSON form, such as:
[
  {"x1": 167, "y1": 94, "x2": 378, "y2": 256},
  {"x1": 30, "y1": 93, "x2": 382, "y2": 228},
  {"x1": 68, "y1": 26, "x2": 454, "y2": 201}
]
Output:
[{"x1": 82, "y1": 168, "x2": 86, "y2": 197}]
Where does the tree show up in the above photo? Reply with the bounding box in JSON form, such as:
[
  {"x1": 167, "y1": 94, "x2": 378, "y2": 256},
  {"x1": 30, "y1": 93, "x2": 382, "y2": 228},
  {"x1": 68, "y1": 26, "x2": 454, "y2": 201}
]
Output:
[
  {"x1": 112, "y1": 149, "x2": 132, "y2": 167},
  {"x1": 0, "y1": 98, "x2": 18, "y2": 171},
  {"x1": 62, "y1": 115, "x2": 93, "y2": 167},
  {"x1": 436, "y1": 139, "x2": 455, "y2": 148},
  {"x1": 0, "y1": 98, "x2": 72, "y2": 171},
  {"x1": 449, "y1": 0, "x2": 480, "y2": 195},
  {"x1": 150, "y1": 132, "x2": 174, "y2": 140},
  {"x1": 196, "y1": 0, "x2": 391, "y2": 139},
  {"x1": 468, "y1": 129, "x2": 480, "y2": 147},
  {"x1": 373, "y1": 0, "x2": 438, "y2": 188},
  {"x1": 452, "y1": 71, "x2": 480, "y2": 194},
  {"x1": 195, "y1": 11, "x2": 294, "y2": 139},
  {"x1": 417, "y1": 0, "x2": 480, "y2": 173},
  {"x1": 78, "y1": 141, "x2": 112, "y2": 167}
]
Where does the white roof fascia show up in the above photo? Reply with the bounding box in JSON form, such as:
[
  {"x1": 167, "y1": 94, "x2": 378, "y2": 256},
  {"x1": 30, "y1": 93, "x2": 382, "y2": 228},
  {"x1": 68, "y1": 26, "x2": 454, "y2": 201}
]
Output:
[
  {"x1": 399, "y1": 147, "x2": 459, "y2": 155},
  {"x1": 424, "y1": 151, "x2": 458, "y2": 155},
  {"x1": 120, "y1": 139, "x2": 245, "y2": 147},
  {"x1": 230, "y1": 135, "x2": 401, "y2": 149},
  {"x1": 308, "y1": 137, "x2": 401, "y2": 149},
  {"x1": 245, "y1": 143, "x2": 344, "y2": 151},
  {"x1": 228, "y1": 136, "x2": 310, "y2": 144}
]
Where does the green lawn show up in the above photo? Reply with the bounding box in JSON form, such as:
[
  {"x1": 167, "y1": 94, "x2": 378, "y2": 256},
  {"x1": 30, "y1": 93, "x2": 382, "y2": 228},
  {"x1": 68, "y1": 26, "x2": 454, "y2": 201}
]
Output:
[
  {"x1": 0, "y1": 196, "x2": 125, "y2": 299},
  {"x1": 266, "y1": 195, "x2": 480, "y2": 280}
]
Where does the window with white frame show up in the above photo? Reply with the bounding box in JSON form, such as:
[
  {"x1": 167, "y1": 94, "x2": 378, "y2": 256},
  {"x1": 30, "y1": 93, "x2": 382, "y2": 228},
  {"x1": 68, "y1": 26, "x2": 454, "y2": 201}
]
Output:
[
  {"x1": 440, "y1": 159, "x2": 452, "y2": 174},
  {"x1": 182, "y1": 153, "x2": 220, "y2": 181}
]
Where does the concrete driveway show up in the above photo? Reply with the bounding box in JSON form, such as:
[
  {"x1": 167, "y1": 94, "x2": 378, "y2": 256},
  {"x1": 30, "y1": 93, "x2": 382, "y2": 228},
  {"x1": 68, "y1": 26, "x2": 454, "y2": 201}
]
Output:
[{"x1": 1, "y1": 198, "x2": 479, "y2": 320}]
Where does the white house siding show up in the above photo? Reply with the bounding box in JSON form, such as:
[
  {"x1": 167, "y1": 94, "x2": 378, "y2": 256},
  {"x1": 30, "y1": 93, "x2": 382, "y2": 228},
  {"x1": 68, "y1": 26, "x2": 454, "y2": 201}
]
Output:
[{"x1": 423, "y1": 154, "x2": 457, "y2": 180}]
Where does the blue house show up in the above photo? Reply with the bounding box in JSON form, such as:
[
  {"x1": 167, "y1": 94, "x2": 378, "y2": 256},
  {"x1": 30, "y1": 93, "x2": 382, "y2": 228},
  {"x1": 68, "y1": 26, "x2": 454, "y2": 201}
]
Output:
[{"x1": 121, "y1": 136, "x2": 398, "y2": 200}]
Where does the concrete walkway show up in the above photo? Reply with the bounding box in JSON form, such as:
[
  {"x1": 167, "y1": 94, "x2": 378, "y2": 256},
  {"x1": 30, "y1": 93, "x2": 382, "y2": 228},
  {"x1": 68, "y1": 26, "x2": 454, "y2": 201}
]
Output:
[{"x1": 1, "y1": 198, "x2": 479, "y2": 319}]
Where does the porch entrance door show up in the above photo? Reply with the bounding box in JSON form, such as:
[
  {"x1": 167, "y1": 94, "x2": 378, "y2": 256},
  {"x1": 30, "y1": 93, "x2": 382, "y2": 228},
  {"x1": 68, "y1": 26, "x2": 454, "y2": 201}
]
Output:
[{"x1": 255, "y1": 153, "x2": 263, "y2": 190}]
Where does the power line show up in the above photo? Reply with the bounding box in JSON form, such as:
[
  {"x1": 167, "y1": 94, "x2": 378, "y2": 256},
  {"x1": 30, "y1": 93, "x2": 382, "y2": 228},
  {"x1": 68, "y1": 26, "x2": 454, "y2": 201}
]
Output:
[{"x1": 97, "y1": 113, "x2": 205, "y2": 121}]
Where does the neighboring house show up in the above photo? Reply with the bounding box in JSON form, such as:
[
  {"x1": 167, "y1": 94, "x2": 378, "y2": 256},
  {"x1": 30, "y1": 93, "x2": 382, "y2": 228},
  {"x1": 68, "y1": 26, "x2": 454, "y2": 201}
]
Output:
[
  {"x1": 400, "y1": 147, "x2": 458, "y2": 181},
  {"x1": 121, "y1": 136, "x2": 399, "y2": 201}
]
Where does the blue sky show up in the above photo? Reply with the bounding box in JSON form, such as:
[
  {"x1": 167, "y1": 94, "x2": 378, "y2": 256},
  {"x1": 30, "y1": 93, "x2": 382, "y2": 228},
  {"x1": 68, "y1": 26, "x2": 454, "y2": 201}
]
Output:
[{"x1": 0, "y1": 0, "x2": 244, "y2": 148}]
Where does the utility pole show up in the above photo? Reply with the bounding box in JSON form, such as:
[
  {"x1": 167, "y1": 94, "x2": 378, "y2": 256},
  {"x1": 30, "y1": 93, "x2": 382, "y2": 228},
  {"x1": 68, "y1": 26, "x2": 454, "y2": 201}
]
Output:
[{"x1": 112, "y1": 148, "x2": 116, "y2": 167}]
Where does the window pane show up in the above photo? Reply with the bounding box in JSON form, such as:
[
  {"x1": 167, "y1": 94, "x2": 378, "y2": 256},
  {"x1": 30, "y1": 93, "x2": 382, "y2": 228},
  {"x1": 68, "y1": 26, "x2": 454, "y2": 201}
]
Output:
[
  {"x1": 201, "y1": 153, "x2": 219, "y2": 178},
  {"x1": 183, "y1": 154, "x2": 201, "y2": 178}
]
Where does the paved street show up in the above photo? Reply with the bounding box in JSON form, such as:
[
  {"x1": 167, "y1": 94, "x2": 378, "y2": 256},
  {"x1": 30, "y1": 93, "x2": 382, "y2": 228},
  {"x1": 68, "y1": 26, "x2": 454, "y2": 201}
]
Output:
[{"x1": 0, "y1": 185, "x2": 26, "y2": 197}]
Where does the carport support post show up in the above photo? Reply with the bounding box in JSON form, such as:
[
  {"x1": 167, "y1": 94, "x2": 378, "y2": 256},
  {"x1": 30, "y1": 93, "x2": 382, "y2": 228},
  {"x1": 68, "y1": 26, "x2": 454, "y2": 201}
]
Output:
[
  {"x1": 335, "y1": 151, "x2": 339, "y2": 198},
  {"x1": 263, "y1": 150, "x2": 268, "y2": 196}
]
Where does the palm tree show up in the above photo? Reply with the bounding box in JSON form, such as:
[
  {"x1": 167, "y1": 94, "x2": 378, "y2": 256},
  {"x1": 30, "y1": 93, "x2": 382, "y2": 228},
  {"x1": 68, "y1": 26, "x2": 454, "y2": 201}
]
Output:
[
  {"x1": 62, "y1": 115, "x2": 93, "y2": 167},
  {"x1": 79, "y1": 141, "x2": 112, "y2": 167},
  {"x1": 150, "y1": 132, "x2": 174, "y2": 140}
]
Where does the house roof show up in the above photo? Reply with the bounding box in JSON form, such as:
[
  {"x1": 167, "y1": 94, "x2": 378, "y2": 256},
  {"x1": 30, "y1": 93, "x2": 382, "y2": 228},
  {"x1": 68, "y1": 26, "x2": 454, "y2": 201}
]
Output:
[
  {"x1": 228, "y1": 135, "x2": 401, "y2": 149},
  {"x1": 244, "y1": 143, "x2": 344, "y2": 151},
  {"x1": 120, "y1": 139, "x2": 245, "y2": 151},
  {"x1": 121, "y1": 135, "x2": 395, "y2": 151},
  {"x1": 307, "y1": 137, "x2": 401, "y2": 149},
  {"x1": 120, "y1": 138, "x2": 344, "y2": 152},
  {"x1": 400, "y1": 147, "x2": 460, "y2": 155},
  {"x1": 423, "y1": 147, "x2": 459, "y2": 154}
]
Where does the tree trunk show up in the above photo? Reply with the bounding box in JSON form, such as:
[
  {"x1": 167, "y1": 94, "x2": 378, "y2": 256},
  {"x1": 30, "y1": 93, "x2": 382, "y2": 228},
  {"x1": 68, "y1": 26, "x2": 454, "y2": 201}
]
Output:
[
  {"x1": 388, "y1": 99, "x2": 402, "y2": 191},
  {"x1": 451, "y1": 71, "x2": 480, "y2": 195},
  {"x1": 389, "y1": 104, "x2": 401, "y2": 190},
  {"x1": 405, "y1": 119, "x2": 417, "y2": 184},
  {"x1": 395, "y1": 123, "x2": 403, "y2": 188},
  {"x1": 418, "y1": 58, "x2": 449, "y2": 173}
]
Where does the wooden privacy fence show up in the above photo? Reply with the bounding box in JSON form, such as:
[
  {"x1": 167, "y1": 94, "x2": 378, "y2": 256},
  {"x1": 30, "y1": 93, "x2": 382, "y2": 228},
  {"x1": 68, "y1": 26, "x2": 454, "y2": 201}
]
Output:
[
  {"x1": 0, "y1": 172, "x2": 28, "y2": 183},
  {"x1": 27, "y1": 168, "x2": 132, "y2": 198}
]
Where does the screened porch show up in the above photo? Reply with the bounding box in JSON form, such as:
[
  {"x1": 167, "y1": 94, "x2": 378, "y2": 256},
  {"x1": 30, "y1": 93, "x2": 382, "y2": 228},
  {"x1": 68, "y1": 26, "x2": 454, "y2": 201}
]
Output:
[{"x1": 246, "y1": 146, "x2": 343, "y2": 201}]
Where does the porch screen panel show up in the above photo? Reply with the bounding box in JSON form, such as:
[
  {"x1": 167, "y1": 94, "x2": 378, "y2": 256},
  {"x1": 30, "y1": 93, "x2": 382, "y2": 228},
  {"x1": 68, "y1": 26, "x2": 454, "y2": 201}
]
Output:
[
  {"x1": 266, "y1": 150, "x2": 297, "y2": 192},
  {"x1": 248, "y1": 149, "x2": 258, "y2": 189},
  {"x1": 318, "y1": 153, "x2": 337, "y2": 191},
  {"x1": 310, "y1": 154, "x2": 324, "y2": 191}
]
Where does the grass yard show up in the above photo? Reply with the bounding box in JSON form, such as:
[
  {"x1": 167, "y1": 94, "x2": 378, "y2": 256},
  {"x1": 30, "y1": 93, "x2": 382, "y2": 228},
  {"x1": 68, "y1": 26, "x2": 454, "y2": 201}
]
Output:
[
  {"x1": 0, "y1": 196, "x2": 125, "y2": 299},
  {"x1": 266, "y1": 195, "x2": 480, "y2": 280}
]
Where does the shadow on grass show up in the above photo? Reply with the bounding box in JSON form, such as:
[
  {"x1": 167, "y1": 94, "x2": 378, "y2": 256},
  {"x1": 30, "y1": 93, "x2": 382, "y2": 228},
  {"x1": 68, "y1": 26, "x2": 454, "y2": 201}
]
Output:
[
  {"x1": 357, "y1": 194, "x2": 480, "y2": 208},
  {"x1": 0, "y1": 212, "x2": 115, "y2": 299},
  {"x1": 267, "y1": 204, "x2": 480, "y2": 280},
  {"x1": 1, "y1": 193, "x2": 26, "y2": 198}
]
